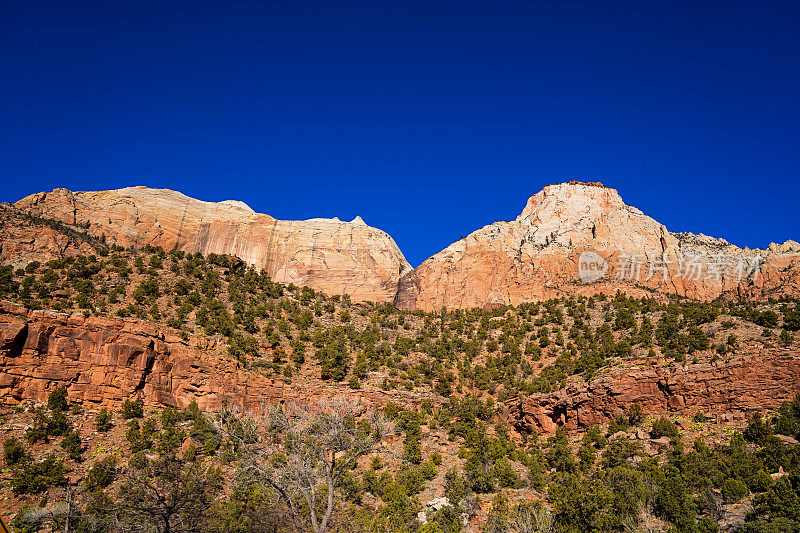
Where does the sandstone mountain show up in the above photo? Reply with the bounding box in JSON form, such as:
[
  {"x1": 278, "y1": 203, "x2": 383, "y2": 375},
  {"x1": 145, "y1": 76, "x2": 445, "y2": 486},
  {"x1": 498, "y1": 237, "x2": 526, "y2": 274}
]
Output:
[
  {"x1": 11, "y1": 186, "x2": 412, "y2": 303},
  {"x1": 7, "y1": 182, "x2": 800, "y2": 310},
  {"x1": 395, "y1": 182, "x2": 800, "y2": 310}
]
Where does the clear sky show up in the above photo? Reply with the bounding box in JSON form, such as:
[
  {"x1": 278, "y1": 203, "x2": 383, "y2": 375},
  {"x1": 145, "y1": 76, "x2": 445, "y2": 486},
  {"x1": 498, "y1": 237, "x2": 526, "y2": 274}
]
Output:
[{"x1": 2, "y1": 1, "x2": 798, "y2": 266}]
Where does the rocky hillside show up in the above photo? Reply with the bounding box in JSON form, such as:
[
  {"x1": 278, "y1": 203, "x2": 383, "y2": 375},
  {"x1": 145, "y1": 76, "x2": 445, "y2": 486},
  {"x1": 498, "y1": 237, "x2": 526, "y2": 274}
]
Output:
[
  {"x1": 11, "y1": 187, "x2": 412, "y2": 303},
  {"x1": 1, "y1": 247, "x2": 800, "y2": 531},
  {"x1": 3, "y1": 184, "x2": 800, "y2": 532},
  {"x1": 395, "y1": 182, "x2": 800, "y2": 311}
]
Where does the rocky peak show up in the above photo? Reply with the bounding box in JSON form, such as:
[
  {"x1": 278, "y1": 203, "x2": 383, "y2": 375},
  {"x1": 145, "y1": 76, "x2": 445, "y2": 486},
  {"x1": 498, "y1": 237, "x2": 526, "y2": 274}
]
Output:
[
  {"x1": 218, "y1": 199, "x2": 255, "y2": 213},
  {"x1": 7, "y1": 182, "x2": 800, "y2": 311},
  {"x1": 516, "y1": 181, "x2": 626, "y2": 226},
  {"x1": 395, "y1": 181, "x2": 800, "y2": 310}
]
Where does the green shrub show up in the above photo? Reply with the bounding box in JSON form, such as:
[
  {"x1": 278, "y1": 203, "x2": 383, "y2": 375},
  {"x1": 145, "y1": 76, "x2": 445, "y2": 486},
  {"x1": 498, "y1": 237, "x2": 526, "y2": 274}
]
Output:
[
  {"x1": 744, "y1": 412, "x2": 772, "y2": 444},
  {"x1": 25, "y1": 409, "x2": 70, "y2": 443},
  {"x1": 628, "y1": 403, "x2": 644, "y2": 426},
  {"x1": 24, "y1": 412, "x2": 50, "y2": 444},
  {"x1": 10, "y1": 455, "x2": 67, "y2": 495},
  {"x1": 493, "y1": 457, "x2": 520, "y2": 488},
  {"x1": 444, "y1": 467, "x2": 470, "y2": 506},
  {"x1": 48, "y1": 409, "x2": 70, "y2": 436},
  {"x1": 650, "y1": 417, "x2": 679, "y2": 439},
  {"x1": 61, "y1": 429, "x2": 83, "y2": 461},
  {"x1": 3, "y1": 437, "x2": 25, "y2": 466},
  {"x1": 783, "y1": 305, "x2": 800, "y2": 331},
  {"x1": 47, "y1": 386, "x2": 69, "y2": 412},
  {"x1": 722, "y1": 478, "x2": 749, "y2": 503},
  {"x1": 126, "y1": 420, "x2": 153, "y2": 452},
  {"x1": 96, "y1": 408, "x2": 112, "y2": 432},
  {"x1": 86, "y1": 456, "x2": 117, "y2": 491},
  {"x1": 420, "y1": 459, "x2": 438, "y2": 481},
  {"x1": 121, "y1": 397, "x2": 144, "y2": 419}
]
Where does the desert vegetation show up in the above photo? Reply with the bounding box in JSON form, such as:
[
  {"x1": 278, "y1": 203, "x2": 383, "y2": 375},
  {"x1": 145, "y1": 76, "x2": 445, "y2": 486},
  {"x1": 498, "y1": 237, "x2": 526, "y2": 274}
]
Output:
[{"x1": 1, "y1": 245, "x2": 799, "y2": 532}]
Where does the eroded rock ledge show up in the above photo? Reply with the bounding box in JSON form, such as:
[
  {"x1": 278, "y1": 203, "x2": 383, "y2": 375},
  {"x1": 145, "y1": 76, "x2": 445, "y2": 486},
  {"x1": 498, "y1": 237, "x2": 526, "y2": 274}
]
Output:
[
  {"x1": 0, "y1": 301, "x2": 425, "y2": 412},
  {"x1": 504, "y1": 349, "x2": 800, "y2": 433}
]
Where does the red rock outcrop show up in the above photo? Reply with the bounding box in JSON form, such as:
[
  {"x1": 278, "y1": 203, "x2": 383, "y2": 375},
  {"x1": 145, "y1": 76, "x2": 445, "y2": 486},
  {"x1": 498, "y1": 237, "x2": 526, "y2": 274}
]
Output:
[
  {"x1": 504, "y1": 349, "x2": 800, "y2": 434},
  {"x1": 2, "y1": 299, "x2": 798, "y2": 436},
  {"x1": 14, "y1": 187, "x2": 411, "y2": 303},
  {"x1": 395, "y1": 182, "x2": 800, "y2": 310},
  {"x1": 0, "y1": 301, "x2": 426, "y2": 412},
  {"x1": 0, "y1": 206, "x2": 101, "y2": 266}
]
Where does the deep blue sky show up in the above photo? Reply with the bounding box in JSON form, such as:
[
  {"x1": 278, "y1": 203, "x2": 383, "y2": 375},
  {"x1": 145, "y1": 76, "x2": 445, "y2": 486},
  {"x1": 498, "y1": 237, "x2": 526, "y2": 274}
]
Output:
[{"x1": 2, "y1": 1, "x2": 798, "y2": 266}]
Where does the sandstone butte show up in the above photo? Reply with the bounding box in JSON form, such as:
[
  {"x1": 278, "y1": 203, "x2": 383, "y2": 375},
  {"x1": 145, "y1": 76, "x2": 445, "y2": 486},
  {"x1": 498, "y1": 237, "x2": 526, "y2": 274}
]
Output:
[
  {"x1": 8, "y1": 181, "x2": 800, "y2": 310},
  {"x1": 2, "y1": 300, "x2": 798, "y2": 434},
  {"x1": 11, "y1": 186, "x2": 412, "y2": 303},
  {"x1": 394, "y1": 181, "x2": 800, "y2": 310}
]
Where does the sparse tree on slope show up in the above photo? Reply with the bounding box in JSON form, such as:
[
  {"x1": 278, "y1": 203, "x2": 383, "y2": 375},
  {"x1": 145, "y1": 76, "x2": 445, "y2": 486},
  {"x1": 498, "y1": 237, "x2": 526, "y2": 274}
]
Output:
[{"x1": 216, "y1": 396, "x2": 392, "y2": 533}]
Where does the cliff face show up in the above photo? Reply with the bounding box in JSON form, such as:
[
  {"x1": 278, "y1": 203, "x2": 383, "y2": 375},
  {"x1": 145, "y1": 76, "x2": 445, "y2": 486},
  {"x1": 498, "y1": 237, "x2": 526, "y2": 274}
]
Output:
[
  {"x1": 0, "y1": 301, "x2": 424, "y2": 412},
  {"x1": 3, "y1": 300, "x2": 797, "y2": 434},
  {"x1": 504, "y1": 348, "x2": 800, "y2": 433},
  {"x1": 395, "y1": 182, "x2": 800, "y2": 310},
  {"x1": 14, "y1": 187, "x2": 412, "y2": 303},
  {"x1": 0, "y1": 206, "x2": 101, "y2": 266},
  {"x1": 9, "y1": 182, "x2": 800, "y2": 309}
]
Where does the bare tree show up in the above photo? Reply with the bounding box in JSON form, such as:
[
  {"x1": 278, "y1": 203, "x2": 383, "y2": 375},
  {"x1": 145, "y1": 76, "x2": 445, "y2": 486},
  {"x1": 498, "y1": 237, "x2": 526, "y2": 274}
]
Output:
[
  {"x1": 622, "y1": 502, "x2": 666, "y2": 533},
  {"x1": 116, "y1": 452, "x2": 222, "y2": 533},
  {"x1": 216, "y1": 396, "x2": 393, "y2": 533},
  {"x1": 511, "y1": 505, "x2": 554, "y2": 533},
  {"x1": 9, "y1": 485, "x2": 85, "y2": 533},
  {"x1": 700, "y1": 487, "x2": 725, "y2": 522}
]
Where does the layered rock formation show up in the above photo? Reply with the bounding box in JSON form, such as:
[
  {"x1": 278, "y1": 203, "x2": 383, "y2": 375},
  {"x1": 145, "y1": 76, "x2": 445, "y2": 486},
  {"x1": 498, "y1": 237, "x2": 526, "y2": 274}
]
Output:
[
  {"x1": 395, "y1": 182, "x2": 800, "y2": 310},
  {"x1": 8, "y1": 182, "x2": 800, "y2": 310},
  {"x1": 504, "y1": 348, "x2": 800, "y2": 433},
  {"x1": 13, "y1": 187, "x2": 412, "y2": 303},
  {"x1": 0, "y1": 206, "x2": 101, "y2": 266},
  {"x1": 0, "y1": 301, "x2": 425, "y2": 411},
  {"x1": 3, "y1": 299, "x2": 797, "y2": 434}
]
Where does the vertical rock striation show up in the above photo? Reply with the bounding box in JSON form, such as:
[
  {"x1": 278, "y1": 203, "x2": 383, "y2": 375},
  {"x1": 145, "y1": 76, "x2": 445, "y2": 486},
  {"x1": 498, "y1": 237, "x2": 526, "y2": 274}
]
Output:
[
  {"x1": 15, "y1": 187, "x2": 412, "y2": 303},
  {"x1": 395, "y1": 182, "x2": 800, "y2": 310}
]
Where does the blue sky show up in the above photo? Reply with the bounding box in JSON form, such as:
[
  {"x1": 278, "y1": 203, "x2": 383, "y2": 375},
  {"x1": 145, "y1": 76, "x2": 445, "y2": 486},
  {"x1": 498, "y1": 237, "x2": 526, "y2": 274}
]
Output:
[{"x1": 1, "y1": 1, "x2": 798, "y2": 266}]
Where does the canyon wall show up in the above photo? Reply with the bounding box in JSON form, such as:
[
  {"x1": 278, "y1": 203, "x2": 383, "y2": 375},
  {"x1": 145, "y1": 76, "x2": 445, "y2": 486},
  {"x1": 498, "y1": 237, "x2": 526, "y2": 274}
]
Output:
[
  {"x1": 0, "y1": 301, "x2": 426, "y2": 412},
  {"x1": 13, "y1": 187, "x2": 412, "y2": 303},
  {"x1": 2, "y1": 301, "x2": 798, "y2": 434},
  {"x1": 395, "y1": 182, "x2": 800, "y2": 310}
]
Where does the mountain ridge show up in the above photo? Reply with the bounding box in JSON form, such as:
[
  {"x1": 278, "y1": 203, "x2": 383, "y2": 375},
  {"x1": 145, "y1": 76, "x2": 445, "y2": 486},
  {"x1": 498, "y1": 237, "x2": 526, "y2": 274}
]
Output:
[
  {"x1": 7, "y1": 181, "x2": 800, "y2": 309},
  {"x1": 11, "y1": 186, "x2": 412, "y2": 304}
]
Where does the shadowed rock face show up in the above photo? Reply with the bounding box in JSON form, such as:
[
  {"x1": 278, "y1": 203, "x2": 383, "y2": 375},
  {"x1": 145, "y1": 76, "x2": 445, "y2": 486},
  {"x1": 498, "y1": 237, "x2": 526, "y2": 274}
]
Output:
[
  {"x1": 395, "y1": 182, "x2": 800, "y2": 310},
  {"x1": 15, "y1": 187, "x2": 412, "y2": 303}
]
